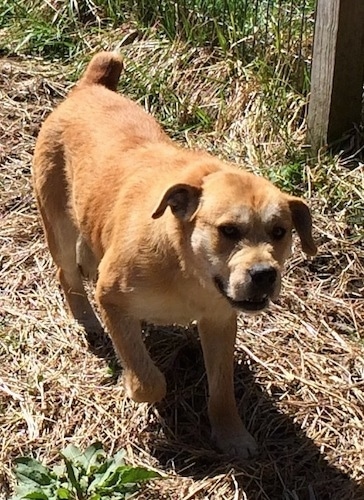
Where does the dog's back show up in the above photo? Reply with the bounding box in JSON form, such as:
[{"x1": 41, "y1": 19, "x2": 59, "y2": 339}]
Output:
[
  {"x1": 37, "y1": 52, "x2": 169, "y2": 163},
  {"x1": 33, "y1": 52, "x2": 171, "y2": 257}
]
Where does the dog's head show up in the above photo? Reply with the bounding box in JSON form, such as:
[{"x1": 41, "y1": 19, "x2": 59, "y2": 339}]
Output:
[{"x1": 152, "y1": 169, "x2": 317, "y2": 313}]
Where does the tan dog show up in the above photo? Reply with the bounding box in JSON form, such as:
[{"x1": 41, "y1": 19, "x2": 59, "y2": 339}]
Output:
[{"x1": 33, "y1": 52, "x2": 317, "y2": 459}]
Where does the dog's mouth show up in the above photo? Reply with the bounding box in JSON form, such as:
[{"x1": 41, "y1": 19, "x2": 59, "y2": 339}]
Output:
[{"x1": 214, "y1": 276, "x2": 269, "y2": 312}]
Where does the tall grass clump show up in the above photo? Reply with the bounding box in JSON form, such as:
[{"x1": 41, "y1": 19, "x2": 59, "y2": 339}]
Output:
[
  {"x1": 0, "y1": 0, "x2": 315, "y2": 92},
  {"x1": 127, "y1": 0, "x2": 315, "y2": 91}
]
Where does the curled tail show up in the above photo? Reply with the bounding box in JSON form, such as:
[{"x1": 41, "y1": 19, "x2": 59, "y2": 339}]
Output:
[{"x1": 77, "y1": 51, "x2": 123, "y2": 91}]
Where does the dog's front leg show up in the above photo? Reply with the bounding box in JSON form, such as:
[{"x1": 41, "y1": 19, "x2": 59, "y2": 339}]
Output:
[
  {"x1": 96, "y1": 290, "x2": 166, "y2": 404},
  {"x1": 198, "y1": 313, "x2": 258, "y2": 459}
]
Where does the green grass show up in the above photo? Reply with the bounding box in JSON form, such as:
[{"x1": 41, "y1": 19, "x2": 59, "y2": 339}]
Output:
[
  {"x1": 126, "y1": 0, "x2": 315, "y2": 63},
  {"x1": 0, "y1": 0, "x2": 113, "y2": 59},
  {"x1": 1, "y1": 0, "x2": 314, "y2": 90}
]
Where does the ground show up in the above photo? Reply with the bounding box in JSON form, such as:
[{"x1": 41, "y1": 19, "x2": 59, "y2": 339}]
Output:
[{"x1": 1, "y1": 45, "x2": 363, "y2": 499}]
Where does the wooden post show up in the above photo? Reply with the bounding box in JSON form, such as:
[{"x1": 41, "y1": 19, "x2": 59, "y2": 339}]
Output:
[{"x1": 307, "y1": 0, "x2": 364, "y2": 152}]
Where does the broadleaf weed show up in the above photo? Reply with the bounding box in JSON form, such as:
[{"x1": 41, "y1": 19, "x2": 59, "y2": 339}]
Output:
[{"x1": 11, "y1": 442, "x2": 161, "y2": 500}]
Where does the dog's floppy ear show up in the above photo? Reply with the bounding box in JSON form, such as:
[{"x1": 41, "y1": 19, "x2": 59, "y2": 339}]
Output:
[
  {"x1": 288, "y1": 197, "x2": 317, "y2": 256},
  {"x1": 152, "y1": 183, "x2": 201, "y2": 221}
]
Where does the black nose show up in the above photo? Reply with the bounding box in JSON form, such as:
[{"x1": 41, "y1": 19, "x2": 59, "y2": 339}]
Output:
[{"x1": 249, "y1": 264, "x2": 277, "y2": 290}]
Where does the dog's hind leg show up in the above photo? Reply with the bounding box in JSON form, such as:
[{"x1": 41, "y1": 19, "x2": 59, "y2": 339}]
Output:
[
  {"x1": 33, "y1": 142, "x2": 102, "y2": 333},
  {"x1": 42, "y1": 210, "x2": 102, "y2": 333},
  {"x1": 34, "y1": 185, "x2": 101, "y2": 334}
]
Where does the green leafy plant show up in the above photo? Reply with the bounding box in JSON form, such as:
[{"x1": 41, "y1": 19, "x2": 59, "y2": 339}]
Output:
[{"x1": 12, "y1": 442, "x2": 161, "y2": 500}]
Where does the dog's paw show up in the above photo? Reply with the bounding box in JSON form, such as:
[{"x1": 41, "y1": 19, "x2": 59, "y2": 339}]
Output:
[
  {"x1": 125, "y1": 368, "x2": 167, "y2": 404},
  {"x1": 79, "y1": 317, "x2": 104, "y2": 335},
  {"x1": 213, "y1": 429, "x2": 258, "y2": 460}
]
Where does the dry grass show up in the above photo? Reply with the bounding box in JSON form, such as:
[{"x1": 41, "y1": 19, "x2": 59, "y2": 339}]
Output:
[{"x1": 1, "y1": 40, "x2": 363, "y2": 500}]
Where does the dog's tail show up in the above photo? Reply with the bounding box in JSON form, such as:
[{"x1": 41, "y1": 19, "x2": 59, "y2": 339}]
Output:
[{"x1": 77, "y1": 51, "x2": 123, "y2": 91}]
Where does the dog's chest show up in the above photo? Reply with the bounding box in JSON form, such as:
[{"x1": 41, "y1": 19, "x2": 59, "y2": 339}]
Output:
[{"x1": 129, "y1": 284, "x2": 219, "y2": 325}]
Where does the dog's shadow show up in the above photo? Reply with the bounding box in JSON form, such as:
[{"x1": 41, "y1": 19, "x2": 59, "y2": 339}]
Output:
[{"x1": 85, "y1": 324, "x2": 363, "y2": 500}]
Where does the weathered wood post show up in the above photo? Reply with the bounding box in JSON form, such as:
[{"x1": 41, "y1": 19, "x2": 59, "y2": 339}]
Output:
[{"x1": 307, "y1": 0, "x2": 364, "y2": 152}]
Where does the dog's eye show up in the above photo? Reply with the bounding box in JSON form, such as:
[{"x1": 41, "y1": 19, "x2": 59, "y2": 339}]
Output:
[
  {"x1": 219, "y1": 225, "x2": 241, "y2": 240},
  {"x1": 271, "y1": 226, "x2": 287, "y2": 240}
]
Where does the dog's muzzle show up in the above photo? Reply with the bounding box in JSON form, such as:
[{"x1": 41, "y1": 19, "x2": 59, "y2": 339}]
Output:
[{"x1": 214, "y1": 264, "x2": 278, "y2": 312}]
